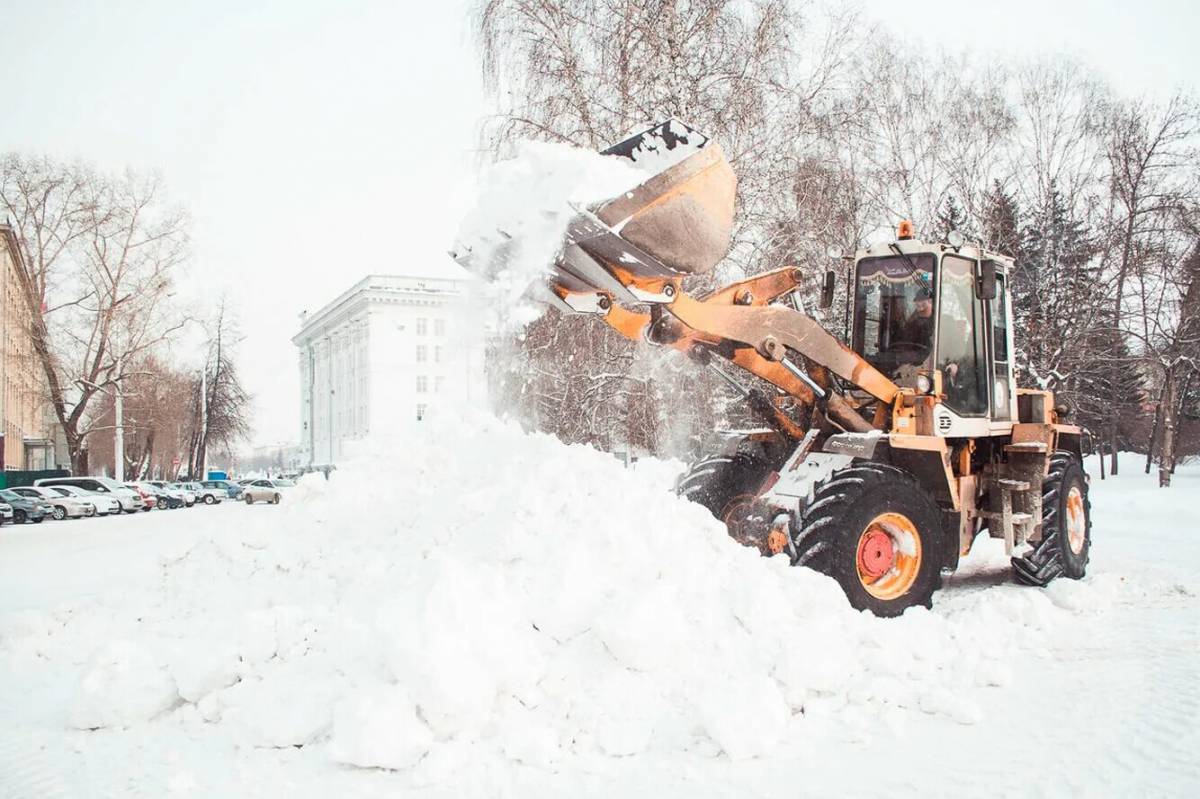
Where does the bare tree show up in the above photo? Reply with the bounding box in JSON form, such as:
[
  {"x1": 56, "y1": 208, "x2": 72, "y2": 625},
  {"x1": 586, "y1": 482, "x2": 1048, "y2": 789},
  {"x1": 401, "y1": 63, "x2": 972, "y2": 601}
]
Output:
[
  {"x1": 1, "y1": 155, "x2": 189, "y2": 473},
  {"x1": 1097, "y1": 93, "x2": 1199, "y2": 474},
  {"x1": 185, "y1": 301, "x2": 251, "y2": 479},
  {"x1": 472, "y1": 0, "x2": 866, "y2": 454}
]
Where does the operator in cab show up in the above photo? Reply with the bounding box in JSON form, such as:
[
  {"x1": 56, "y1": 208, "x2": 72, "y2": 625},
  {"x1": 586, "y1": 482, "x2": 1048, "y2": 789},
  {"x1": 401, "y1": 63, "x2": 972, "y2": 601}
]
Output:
[{"x1": 892, "y1": 283, "x2": 936, "y2": 367}]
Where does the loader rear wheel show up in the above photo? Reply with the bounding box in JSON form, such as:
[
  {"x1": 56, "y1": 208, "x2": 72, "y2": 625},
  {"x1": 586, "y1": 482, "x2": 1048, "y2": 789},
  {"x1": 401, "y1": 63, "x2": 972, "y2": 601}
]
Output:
[
  {"x1": 677, "y1": 453, "x2": 774, "y2": 552},
  {"x1": 792, "y1": 462, "x2": 945, "y2": 617},
  {"x1": 1012, "y1": 452, "x2": 1090, "y2": 586}
]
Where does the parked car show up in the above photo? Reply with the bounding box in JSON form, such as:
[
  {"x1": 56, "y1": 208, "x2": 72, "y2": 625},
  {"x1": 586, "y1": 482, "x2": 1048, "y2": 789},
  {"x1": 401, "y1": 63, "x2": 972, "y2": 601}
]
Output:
[
  {"x1": 0, "y1": 489, "x2": 51, "y2": 524},
  {"x1": 51, "y1": 485, "x2": 122, "y2": 516},
  {"x1": 182, "y1": 481, "x2": 224, "y2": 505},
  {"x1": 242, "y1": 479, "x2": 283, "y2": 505},
  {"x1": 11, "y1": 486, "x2": 94, "y2": 520},
  {"x1": 202, "y1": 479, "x2": 243, "y2": 499},
  {"x1": 147, "y1": 479, "x2": 194, "y2": 503},
  {"x1": 123, "y1": 483, "x2": 159, "y2": 511},
  {"x1": 169, "y1": 483, "x2": 197, "y2": 507},
  {"x1": 35, "y1": 477, "x2": 145, "y2": 513},
  {"x1": 0, "y1": 502, "x2": 13, "y2": 525},
  {"x1": 141, "y1": 482, "x2": 181, "y2": 510}
]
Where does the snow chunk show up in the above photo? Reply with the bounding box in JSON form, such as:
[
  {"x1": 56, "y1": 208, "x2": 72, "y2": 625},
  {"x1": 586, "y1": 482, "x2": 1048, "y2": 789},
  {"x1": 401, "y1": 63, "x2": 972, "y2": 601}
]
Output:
[
  {"x1": 328, "y1": 685, "x2": 433, "y2": 770},
  {"x1": 70, "y1": 641, "x2": 179, "y2": 730}
]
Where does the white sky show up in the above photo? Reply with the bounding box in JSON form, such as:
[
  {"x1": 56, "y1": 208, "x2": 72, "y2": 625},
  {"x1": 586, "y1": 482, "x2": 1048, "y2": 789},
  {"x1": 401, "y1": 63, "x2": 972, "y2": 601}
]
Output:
[{"x1": 1, "y1": 0, "x2": 1194, "y2": 447}]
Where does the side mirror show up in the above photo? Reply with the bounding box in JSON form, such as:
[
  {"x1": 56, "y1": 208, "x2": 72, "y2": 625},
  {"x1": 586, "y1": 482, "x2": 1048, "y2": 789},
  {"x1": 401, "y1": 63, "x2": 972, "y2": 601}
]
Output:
[
  {"x1": 819, "y1": 270, "x2": 836, "y2": 309},
  {"x1": 976, "y1": 260, "x2": 998, "y2": 301}
]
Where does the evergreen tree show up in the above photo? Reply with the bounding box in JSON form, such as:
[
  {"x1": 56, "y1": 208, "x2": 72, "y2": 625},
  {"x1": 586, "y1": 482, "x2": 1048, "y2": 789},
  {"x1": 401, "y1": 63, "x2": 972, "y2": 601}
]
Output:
[
  {"x1": 981, "y1": 180, "x2": 1021, "y2": 257},
  {"x1": 936, "y1": 194, "x2": 970, "y2": 240}
]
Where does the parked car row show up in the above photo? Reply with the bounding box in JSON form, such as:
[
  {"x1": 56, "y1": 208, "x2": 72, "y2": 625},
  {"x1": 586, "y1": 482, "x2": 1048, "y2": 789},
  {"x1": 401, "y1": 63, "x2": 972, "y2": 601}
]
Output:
[{"x1": 0, "y1": 475, "x2": 295, "y2": 525}]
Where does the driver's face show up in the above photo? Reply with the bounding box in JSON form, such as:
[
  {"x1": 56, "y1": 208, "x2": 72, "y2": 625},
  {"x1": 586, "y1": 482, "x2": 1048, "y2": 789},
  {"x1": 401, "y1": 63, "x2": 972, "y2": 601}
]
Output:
[{"x1": 915, "y1": 298, "x2": 932, "y2": 317}]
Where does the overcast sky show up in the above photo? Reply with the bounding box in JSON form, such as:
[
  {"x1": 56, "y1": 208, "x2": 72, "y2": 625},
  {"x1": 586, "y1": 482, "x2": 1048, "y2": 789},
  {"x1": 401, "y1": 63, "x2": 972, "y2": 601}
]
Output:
[{"x1": 1, "y1": 0, "x2": 1195, "y2": 447}]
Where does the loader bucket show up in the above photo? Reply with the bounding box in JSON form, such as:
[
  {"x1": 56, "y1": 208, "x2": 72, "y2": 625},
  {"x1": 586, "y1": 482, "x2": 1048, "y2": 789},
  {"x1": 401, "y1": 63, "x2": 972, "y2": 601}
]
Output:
[
  {"x1": 453, "y1": 120, "x2": 737, "y2": 314},
  {"x1": 591, "y1": 120, "x2": 737, "y2": 277},
  {"x1": 540, "y1": 121, "x2": 737, "y2": 312}
]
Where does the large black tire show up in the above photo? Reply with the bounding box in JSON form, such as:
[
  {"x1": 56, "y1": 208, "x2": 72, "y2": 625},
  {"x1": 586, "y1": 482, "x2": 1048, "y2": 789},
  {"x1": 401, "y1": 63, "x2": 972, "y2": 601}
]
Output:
[
  {"x1": 677, "y1": 453, "x2": 774, "y2": 550},
  {"x1": 14, "y1": 510, "x2": 26, "y2": 524},
  {"x1": 792, "y1": 462, "x2": 947, "y2": 617},
  {"x1": 1012, "y1": 452, "x2": 1091, "y2": 586},
  {"x1": 52, "y1": 506, "x2": 67, "y2": 521},
  {"x1": 204, "y1": 494, "x2": 215, "y2": 505}
]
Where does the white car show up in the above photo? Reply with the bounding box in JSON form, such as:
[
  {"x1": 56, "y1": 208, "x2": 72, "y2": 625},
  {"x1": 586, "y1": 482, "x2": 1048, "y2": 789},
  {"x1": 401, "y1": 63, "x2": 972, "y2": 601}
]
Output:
[
  {"x1": 53, "y1": 484, "x2": 122, "y2": 516},
  {"x1": 168, "y1": 483, "x2": 197, "y2": 507},
  {"x1": 11, "y1": 486, "x2": 95, "y2": 520},
  {"x1": 144, "y1": 479, "x2": 189, "y2": 503},
  {"x1": 181, "y1": 481, "x2": 223, "y2": 505},
  {"x1": 35, "y1": 476, "x2": 145, "y2": 513},
  {"x1": 242, "y1": 479, "x2": 284, "y2": 505},
  {"x1": 0, "y1": 502, "x2": 12, "y2": 525}
]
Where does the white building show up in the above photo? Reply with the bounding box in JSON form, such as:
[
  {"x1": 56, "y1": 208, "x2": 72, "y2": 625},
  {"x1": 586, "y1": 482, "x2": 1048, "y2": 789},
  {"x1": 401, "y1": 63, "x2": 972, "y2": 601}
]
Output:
[{"x1": 292, "y1": 270, "x2": 484, "y2": 467}]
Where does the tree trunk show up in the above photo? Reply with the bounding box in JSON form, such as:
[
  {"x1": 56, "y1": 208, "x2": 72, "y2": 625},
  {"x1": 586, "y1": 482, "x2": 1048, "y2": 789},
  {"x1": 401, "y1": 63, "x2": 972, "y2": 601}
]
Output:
[
  {"x1": 1146, "y1": 381, "x2": 1165, "y2": 474},
  {"x1": 1159, "y1": 367, "x2": 1177, "y2": 488},
  {"x1": 73, "y1": 444, "x2": 89, "y2": 476},
  {"x1": 1108, "y1": 415, "x2": 1119, "y2": 475}
]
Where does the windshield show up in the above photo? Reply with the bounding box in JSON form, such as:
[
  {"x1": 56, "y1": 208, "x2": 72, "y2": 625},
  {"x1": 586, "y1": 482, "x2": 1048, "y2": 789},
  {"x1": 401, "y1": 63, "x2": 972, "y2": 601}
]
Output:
[
  {"x1": 853, "y1": 254, "x2": 936, "y2": 378},
  {"x1": 0, "y1": 490, "x2": 21, "y2": 502}
]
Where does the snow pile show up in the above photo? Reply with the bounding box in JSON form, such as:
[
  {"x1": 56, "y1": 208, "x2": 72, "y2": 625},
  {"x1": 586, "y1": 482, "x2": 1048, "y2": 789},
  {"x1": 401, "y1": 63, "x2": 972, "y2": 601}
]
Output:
[
  {"x1": 453, "y1": 141, "x2": 645, "y2": 330},
  {"x1": 0, "y1": 411, "x2": 1106, "y2": 784}
]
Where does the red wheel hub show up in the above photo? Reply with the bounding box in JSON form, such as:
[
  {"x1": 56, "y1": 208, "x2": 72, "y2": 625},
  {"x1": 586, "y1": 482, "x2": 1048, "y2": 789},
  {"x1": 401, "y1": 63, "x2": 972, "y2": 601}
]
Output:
[{"x1": 857, "y1": 527, "x2": 895, "y2": 580}]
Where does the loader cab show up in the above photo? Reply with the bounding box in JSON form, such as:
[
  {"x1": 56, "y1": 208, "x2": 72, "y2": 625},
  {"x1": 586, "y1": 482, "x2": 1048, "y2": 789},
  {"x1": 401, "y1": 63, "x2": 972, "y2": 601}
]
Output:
[{"x1": 849, "y1": 231, "x2": 1016, "y2": 436}]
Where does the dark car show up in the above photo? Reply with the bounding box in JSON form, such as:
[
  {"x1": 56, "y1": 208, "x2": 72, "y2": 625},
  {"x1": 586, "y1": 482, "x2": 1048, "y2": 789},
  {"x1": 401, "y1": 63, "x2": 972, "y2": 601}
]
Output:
[
  {"x1": 134, "y1": 481, "x2": 182, "y2": 510},
  {"x1": 0, "y1": 489, "x2": 51, "y2": 524}
]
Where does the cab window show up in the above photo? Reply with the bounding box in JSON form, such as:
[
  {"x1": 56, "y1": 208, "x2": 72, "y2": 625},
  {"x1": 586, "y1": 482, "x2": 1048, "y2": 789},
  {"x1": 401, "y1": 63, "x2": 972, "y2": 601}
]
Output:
[
  {"x1": 853, "y1": 254, "x2": 936, "y2": 378},
  {"x1": 937, "y1": 256, "x2": 989, "y2": 416}
]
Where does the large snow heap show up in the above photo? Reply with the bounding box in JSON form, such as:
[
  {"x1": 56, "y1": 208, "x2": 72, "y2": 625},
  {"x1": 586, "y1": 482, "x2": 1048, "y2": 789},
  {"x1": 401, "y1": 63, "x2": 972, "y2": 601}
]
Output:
[{"x1": 1, "y1": 409, "x2": 1097, "y2": 777}]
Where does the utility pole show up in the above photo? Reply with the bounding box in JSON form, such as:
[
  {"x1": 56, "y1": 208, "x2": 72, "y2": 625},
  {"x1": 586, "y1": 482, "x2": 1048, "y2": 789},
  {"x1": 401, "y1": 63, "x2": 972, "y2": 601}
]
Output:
[
  {"x1": 114, "y1": 359, "x2": 124, "y2": 482},
  {"x1": 199, "y1": 363, "x2": 208, "y2": 480}
]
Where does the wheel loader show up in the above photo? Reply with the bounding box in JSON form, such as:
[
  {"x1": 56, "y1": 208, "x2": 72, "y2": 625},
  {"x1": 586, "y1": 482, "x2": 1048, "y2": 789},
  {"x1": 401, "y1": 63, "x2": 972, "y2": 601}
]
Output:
[{"x1": 459, "y1": 120, "x2": 1092, "y2": 617}]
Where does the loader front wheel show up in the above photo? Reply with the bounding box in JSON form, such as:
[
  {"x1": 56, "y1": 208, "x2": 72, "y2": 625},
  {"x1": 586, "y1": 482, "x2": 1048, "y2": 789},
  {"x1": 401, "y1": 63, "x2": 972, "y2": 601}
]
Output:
[
  {"x1": 1012, "y1": 452, "x2": 1090, "y2": 586},
  {"x1": 677, "y1": 453, "x2": 774, "y2": 552},
  {"x1": 792, "y1": 462, "x2": 945, "y2": 617}
]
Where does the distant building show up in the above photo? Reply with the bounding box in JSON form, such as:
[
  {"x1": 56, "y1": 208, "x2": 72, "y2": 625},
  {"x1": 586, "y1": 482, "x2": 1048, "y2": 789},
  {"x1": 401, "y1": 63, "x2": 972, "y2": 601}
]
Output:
[
  {"x1": 292, "y1": 270, "x2": 484, "y2": 467},
  {"x1": 0, "y1": 224, "x2": 58, "y2": 471}
]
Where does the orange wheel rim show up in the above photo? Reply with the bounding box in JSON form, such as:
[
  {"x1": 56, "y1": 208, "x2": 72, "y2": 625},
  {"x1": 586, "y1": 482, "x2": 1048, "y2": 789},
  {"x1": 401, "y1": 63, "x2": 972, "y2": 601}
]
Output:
[
  {"x1": 721, "y1": 494, "x2": 761, "y2": 544},
  {"x1": 855, "y1": 512, "x2": 922, "y2": 600},
  {"x1": 1065, "y1": 486, "x2": 1086, "y2": 555}
]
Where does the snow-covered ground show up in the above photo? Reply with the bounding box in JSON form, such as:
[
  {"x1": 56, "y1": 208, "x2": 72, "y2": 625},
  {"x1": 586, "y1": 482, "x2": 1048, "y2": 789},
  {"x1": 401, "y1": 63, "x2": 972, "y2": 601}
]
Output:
[{"x1": 1, "y1": 419, "x2": 1197, "y2": 797}]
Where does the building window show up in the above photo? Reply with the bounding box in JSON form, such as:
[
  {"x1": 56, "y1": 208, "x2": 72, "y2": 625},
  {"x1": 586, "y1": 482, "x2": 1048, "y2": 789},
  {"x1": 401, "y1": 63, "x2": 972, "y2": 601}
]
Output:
[
  {"x1": 416, "y1": 344, "x2": 427, "y2": 363},
  {"x1": 434, "y1": 376, "x2": 445, "y2": 394},
  {"x1": 416, "y1": 317, "x2": 428, "y2": 335},
  {"x1": 434, "y1": 345, "x2": 442, "y2": 363},
  {"x1": 434, "y1": 318, "x2": 445, "y2": 336},
  {"x1": 416, "y1": 403, "x2": 427, "y2": 421},
  {"x1": 416, "y1": 376, "x2": 428, "y2": 394}
]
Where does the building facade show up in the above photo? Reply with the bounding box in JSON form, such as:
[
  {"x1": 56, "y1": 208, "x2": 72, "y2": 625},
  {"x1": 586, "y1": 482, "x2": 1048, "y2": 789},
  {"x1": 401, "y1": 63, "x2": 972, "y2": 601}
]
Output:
[
  {"x1": 292, "y1": 272, "x2": 484, "y2": 467},
  {"x1": 0, "y1": 224, "x2": 56, "y2": 470}
]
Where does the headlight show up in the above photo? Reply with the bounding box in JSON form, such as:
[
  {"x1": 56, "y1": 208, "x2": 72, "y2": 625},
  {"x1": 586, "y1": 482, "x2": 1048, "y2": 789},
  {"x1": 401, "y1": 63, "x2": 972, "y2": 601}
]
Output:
[{"x1": 916, "y1": 374, "x2": 932, "y2": 394}]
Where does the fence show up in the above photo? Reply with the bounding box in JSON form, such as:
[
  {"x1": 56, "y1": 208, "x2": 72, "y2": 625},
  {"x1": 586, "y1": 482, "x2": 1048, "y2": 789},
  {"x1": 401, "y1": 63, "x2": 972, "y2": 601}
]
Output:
[{"x1": 0, "y1": 469, "x2": 70, "y2": 489}]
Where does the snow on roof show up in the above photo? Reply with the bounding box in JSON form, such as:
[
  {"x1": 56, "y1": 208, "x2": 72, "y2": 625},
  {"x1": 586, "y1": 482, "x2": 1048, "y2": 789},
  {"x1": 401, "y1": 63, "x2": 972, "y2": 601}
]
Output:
[{"x1": 293, "y1": 258, "x2": 478, "y2": 342}]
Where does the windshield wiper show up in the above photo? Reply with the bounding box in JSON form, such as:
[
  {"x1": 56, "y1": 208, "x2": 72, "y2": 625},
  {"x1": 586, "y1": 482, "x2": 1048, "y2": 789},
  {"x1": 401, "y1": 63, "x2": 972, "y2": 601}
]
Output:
[{"x1": 888, "y1": 242, "x2": 932, "y2": 292}]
